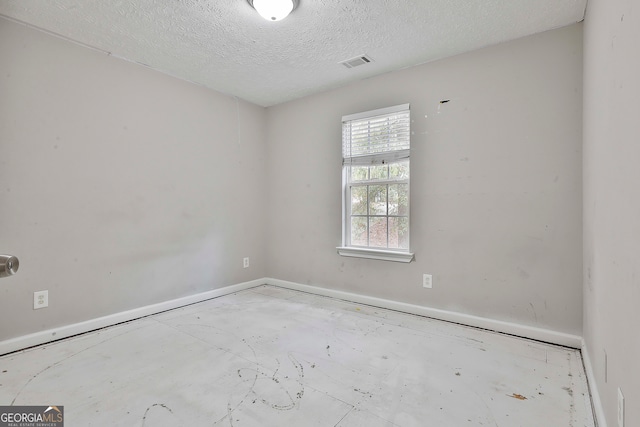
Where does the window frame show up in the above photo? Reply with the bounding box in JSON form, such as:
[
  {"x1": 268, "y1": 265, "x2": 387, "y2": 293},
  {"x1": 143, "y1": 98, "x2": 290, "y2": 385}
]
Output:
[{"x1": 337, "y1": 104, "x2": 415, "y2": 263}]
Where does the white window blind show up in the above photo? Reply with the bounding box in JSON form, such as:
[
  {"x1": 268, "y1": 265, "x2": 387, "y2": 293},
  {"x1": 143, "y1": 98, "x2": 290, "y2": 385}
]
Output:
[{"x1": 342, "y1": 103, "x2": 410, "y2": 165}]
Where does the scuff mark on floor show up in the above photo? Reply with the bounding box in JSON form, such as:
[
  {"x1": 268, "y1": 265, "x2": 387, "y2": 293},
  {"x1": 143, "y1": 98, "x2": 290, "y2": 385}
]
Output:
[
  {"x1": 226, "y1": 401, "x2": 234, "y2": 427},
  {"x1": 216, "y1": 352, "x2": 307, "y2": 424},
  {"x1": 272, "y1": 358, "x2": 281, "y2": 382},
  {"x1": 353, "y1": 387, "x2": 373, "y2": 398},
  {"x1": 473, "y1": 391, "x2": 500, "y2": 427},
  {"x1": 10, "y1": 326, "x2": 151, "y2": 405},
  {"x1": 333, "y1": 406, "x2": 355, "y2": 427},
  {"x1": 141, "y1": 403, "x2": 173, "y2": 426},
  {"x1": 288, "y1": 353, "x2": 304, "y2": 379},
  {"x1": 213, "y1": 362, "x2": 260, "y2": 425},
  {"x1": 508, "y1": 393, "x2": 528, "y2": 400}
]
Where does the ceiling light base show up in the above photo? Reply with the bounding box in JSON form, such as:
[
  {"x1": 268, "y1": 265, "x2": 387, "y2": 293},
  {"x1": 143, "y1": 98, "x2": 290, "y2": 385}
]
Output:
[{"x1": 248, "y1": 0, "x2": 299, "y2": 21}]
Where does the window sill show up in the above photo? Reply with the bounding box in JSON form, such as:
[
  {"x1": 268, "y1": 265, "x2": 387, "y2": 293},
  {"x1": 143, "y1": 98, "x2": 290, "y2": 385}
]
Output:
[{"x1": 336, "y1": 247, "x2": 415, "y2": 263}]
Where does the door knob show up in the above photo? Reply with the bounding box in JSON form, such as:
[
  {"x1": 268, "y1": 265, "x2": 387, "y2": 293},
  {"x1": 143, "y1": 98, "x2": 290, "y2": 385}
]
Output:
[{"x1": 0, "y1": 255, "x2": 19, "y2": 278}]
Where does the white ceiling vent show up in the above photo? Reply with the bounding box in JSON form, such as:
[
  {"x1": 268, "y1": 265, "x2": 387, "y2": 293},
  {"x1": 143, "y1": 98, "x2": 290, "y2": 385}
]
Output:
[{"x1": 339, "y1": 55, "x2": 374, "y2": 69}]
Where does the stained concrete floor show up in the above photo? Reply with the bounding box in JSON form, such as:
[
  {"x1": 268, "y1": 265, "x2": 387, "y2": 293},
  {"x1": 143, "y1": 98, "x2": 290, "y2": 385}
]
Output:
[{"x1": 0, "y1": 285, "x2": 594, "y2": 426}]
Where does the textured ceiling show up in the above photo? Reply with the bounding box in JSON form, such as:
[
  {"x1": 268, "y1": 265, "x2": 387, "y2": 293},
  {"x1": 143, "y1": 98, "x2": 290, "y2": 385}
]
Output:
[{"x1": 0, "y1": 0, "x2": 586, "y2": 107}]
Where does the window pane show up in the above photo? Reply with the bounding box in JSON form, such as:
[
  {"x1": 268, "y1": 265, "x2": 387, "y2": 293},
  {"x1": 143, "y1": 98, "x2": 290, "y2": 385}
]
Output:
[
  {"x1": 388, "y1": 183, "x2": 408, "y2": 215},
  {"x1": 389, "y1": 184, "x2": 399, "y2": 215},
  {"x1": 351, "y1": 166, "x2": 369, "y2": 181},
  {"x1": 370, "y1": 165, "x2": 388, "y2": 180},
  {"x1": 397, "y1": 184, "x2": 409, "y2": 215},
  {"x1": 369, "y1": 217, "x2": 387, "y2": 248},
  {"x1": 389, "y1": 217, "x2": 409, "y2": 249},
  {"x1": 389, "y1": 161, "x2": 410, "y2": 180},
  {"x1": 351, "y1": 217, "x2": 367, "y2": 246},
  {"x1": 368, "y1": 185, "x2": 387, "y2": 215},
  {"x1": 351, "y1": 186, "x2": 367, "y2": 215}
]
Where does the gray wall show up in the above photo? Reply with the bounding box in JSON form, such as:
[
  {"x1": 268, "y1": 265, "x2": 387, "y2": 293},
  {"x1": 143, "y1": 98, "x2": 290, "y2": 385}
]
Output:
[
  {"x1": 583, "y1": 0, "x2": 640, "y2": 424},
  {"x1": 0, "y1": 18, "x2": 268, "y2": 340},
  {"x1": 266, "y1": 24, "x2": 584, "y2": 335},
  {"x1": 1, "y1": 18, "x2": 586, "y2": 344}
]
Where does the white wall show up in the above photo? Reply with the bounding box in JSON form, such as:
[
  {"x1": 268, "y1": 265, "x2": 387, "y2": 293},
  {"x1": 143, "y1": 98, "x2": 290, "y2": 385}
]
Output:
[
  {"x1": 266, "y1": 24, "x2": 583, "y2": 335},
  {"x1": 583, "y1": 0, "x2": 640, "y2": 424},
  {"x1": 0, "y1": 18, "x2": 267, "y2": 341}
]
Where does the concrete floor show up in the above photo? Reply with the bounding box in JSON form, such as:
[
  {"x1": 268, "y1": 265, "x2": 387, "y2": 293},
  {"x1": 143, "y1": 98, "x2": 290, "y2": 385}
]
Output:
[{"x1": 0, "y1": 285, "x2": 594, "y2": 426}]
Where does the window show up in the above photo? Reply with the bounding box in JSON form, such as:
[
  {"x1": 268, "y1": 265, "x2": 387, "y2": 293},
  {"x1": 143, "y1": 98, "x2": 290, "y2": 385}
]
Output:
[{"x1": 338, "y1": 104, "x2": 414, "y2": 263}]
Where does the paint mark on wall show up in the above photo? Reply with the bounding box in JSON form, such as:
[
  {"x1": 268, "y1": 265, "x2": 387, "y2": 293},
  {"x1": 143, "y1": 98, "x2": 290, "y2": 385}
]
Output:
[{"x1": 437, "y1": 99, "x2": 451, "y2": 114}]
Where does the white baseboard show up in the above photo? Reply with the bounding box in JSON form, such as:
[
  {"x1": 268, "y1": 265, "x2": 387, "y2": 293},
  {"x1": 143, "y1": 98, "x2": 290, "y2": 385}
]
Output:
[
  {"x1": 1, "y1": 277, "x2": 584, "y2": 357},
  {"x1": 582, "y1": 340, "x2": 607, "y2": 427},
  {"x1": 0, "y1": 279, "x2": 265, "y2": 356},
  {"x1": 265, "y1": 278, "x2": 583, "y2": 349}
]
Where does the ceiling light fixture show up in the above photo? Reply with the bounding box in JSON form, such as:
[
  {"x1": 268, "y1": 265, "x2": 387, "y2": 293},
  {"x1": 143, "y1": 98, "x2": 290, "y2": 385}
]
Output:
[{"x1": 248, "y1": 0, "x2": 298, "y2": 21}]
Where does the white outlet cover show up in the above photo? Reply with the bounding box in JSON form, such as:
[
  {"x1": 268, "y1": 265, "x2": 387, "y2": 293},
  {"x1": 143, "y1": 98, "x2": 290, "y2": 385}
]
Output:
[
  {"x1": 34, "y1": 290, "x2": 49, "y2": 310},
  {"x1": 423, "y1": 274, "x2": 433, "y2": 288}
]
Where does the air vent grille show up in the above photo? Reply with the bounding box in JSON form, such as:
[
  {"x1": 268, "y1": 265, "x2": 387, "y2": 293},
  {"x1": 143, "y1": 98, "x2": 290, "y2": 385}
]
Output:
[{"x1": 340, "y1": 55, "x2": 374, "y2": 69}]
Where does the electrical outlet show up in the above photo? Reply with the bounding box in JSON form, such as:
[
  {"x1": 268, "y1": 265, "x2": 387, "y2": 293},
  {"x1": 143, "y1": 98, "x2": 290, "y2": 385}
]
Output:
[
  {"x1": 34, "y1": 290, "x2": 48, "y2": 310},
  {"x1": 618, "y1": 387, "x2": 624, "y2": 427},
  {"x1": 243, "y1": 257, "x2": 250, "y2": 269},
  {"x1": 423, "y1": 274, "x2": 432, "y2": 288}
]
